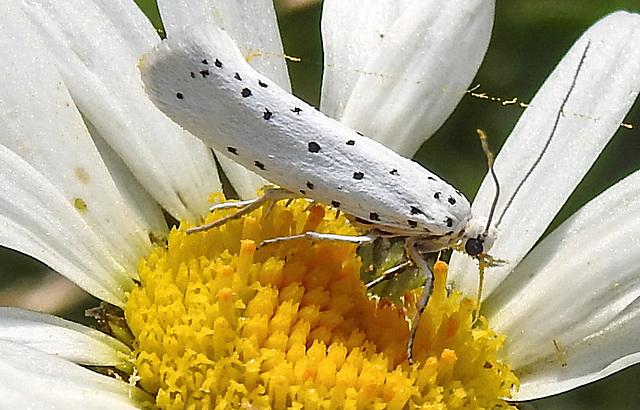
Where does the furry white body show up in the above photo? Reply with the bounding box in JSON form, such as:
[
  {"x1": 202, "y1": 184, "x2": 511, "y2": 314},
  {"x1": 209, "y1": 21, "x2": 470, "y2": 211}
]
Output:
[{"x1": 141, "y1": 28, "x2": 473, "y2": 245}]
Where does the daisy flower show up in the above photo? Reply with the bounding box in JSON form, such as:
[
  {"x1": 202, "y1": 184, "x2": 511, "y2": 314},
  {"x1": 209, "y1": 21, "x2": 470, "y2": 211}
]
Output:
[{"x1": 0, "y1": 0, "x2": 639, "y2": 409}]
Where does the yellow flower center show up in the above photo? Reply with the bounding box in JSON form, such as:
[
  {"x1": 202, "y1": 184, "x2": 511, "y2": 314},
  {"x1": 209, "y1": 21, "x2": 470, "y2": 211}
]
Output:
[{"x1": 125, "y1": 195, "x2": 519, "y2": 409}]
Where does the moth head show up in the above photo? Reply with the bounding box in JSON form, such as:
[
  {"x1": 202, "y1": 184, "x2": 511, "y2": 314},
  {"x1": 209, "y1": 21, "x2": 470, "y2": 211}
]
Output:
[{"x1": 461, "y1": 217, "x2": 497, "y2": 257}]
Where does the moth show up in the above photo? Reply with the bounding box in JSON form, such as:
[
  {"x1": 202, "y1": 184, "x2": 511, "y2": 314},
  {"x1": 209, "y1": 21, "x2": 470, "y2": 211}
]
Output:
[{"x1": 140, "y1": 26, "x2": 588, "y2": 364}]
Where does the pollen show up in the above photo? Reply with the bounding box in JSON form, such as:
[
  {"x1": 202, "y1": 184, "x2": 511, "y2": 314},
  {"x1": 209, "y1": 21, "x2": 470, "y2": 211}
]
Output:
[{"x1": 125, "y1": 194, "x2": 518, "y2": 409}]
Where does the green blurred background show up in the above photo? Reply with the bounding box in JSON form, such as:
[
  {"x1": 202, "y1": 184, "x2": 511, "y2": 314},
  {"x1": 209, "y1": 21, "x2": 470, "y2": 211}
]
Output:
[{"x1": 1, "y1": 1, "x2": 639, "y2": 408}]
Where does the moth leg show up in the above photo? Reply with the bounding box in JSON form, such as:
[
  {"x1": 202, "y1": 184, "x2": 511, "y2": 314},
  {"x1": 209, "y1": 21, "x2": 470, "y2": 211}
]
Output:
[
  {"x1": 260, "y1": 231, "x2": 378, "y2": 247},
  {"x1": 405, "y1": 237, "x2": 434, "y2": 365},
  {"x1": 364, "y1": 260, "x2": 413, "y2": 290},
  {"x1": 187, "y1": 187, "x2": 297, "y2": 234},
  {"x1": 207, "y1": 199, "x2": 256, "y2": 211}
]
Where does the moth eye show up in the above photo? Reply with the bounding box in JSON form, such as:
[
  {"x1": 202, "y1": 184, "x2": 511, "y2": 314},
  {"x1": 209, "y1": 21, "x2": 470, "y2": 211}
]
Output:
[{"x1": 465, "y1": 237, "x2": 483, "y2": 256}]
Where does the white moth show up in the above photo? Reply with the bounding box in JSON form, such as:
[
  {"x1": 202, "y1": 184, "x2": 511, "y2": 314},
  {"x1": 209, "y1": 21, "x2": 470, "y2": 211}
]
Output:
[{"x1": 140, "y1": 27, "x2": 520, "y2": 363}]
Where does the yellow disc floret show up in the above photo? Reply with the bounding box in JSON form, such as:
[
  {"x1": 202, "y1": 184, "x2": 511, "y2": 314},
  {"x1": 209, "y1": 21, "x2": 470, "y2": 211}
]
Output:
[{"x1": 125, "y1": 195, "x2": 518, "y2": 409}]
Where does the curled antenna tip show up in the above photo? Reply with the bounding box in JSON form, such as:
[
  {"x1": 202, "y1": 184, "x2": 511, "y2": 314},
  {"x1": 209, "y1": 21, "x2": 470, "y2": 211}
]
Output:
[{"x1": 476, "y1": 129, "x2": 495, "y2": 165}]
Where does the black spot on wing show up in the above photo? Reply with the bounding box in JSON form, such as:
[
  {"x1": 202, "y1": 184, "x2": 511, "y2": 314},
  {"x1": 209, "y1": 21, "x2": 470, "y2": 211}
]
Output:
[
  {"x1": 346, "y1": 140, "x2": 355, "y2": 146},
  {"x1": 241, "y1": 88, "x2": 252, "y2": 98},
  {"x1": 234, "y1": 72, "x2": 242, "y2": 80},
  {"x1": 190, "y1": 72, "x2": 196, "y2": 78},
  {"x1": 331, "y1": 200, "x2": 340, "y2": 208},
  {"x1": 258, "y1": 80, "x2": 268, "y2": 88},
  {"x1": 263, "y1": 108, "x2": 272, "y2": 120},
  {"x1": 353, "y1": 172, "x2": 364, "y2": 180},
  {"x1": 445, "y1": 218, "x2": 453, "y2": 228},
  {"x1": 306, "y1": 181, "x2": 314, "y2": 190},
  {"x1": 292, "y1": 107, "x2": 302, "y2": 114},
  {"x1": 202, "y1": 58, "x2": 209, "y2": 65},
  {"x1": 300, "y1": 189, "x2": 306, "y2": 195},
  {"x1": 369, "y1": 212, "x2": 380, "y2": 221},
  {"x1": 176, "y1": 92, "x2": 184, "y2": 99},
  {"x1": 227, "y1": 146, "x2": 238, "y2": 155},
  {"x1": 254, "y1": 161, "x2": 265, "y2": 170},
  {"x1": 410, "y1": 206, "x2": 423, "y2": 215},
  {"x1": 448, "y1": 196, "x2": 456, "y2": 205},
  {"x1": 214, "y1": 59, "x2": 222, "y2": 68},
  {"x1": 434, "y1": 192, "x2": 442, "y2": 200},
  {"x1": 428, "y1": 176, "x2": 436, "y2": 181},
  {"x1": 408, "y1": 220, "x2": 418, "y2": 228},
  {"x1": 308, "y1": 142, "x2": 321, "y2": 153},
  {"x1": 390, "y1": 169, "x2": 399, "y2": 176}
]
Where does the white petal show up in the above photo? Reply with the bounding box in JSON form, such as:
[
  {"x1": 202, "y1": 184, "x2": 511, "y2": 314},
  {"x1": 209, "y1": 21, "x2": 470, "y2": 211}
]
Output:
[
  {"x1": 0, "y1": 307, "x2": 130, "y2": 368},
  {"x1": 19, "y1": 0, "x2": 222, "y2": 221},
  {"x1": 88, "y1": 122, "x2": 167, "y2": 236},
  {"x1": 0, "y1": 340, "x2": 150, "y2": 410},
  {"x1": 158, "y1": 0, "x2": 283, "y2": 198},
  {"x1": 0, "y1": 145, "x2": 136, "y2": 306},
  {"x1": 483, "y1": 169, "x2": 640, "y2": 400},
  {"x1": 321, "y1": 0, "x2": 494, "y2": 157},
  {"x1": 0, "y1": 3, "x2": 161, "y2": 305},
  {"x1": 158, "y1": 0, "x2": 290, "y2": 90},
  {"x1": 320, "y1": 0, "x2": 406, "y2": 118},
  {"x1": 450, "y1": 11, "x2": 640, "y2": 298}
]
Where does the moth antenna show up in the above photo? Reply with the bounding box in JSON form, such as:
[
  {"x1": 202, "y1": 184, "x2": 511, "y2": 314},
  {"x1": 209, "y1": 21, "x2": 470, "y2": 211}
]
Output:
[
  {"x1": 476, "y1": 129, "x2": 499, "y2": 237},
  {"x1": 496, "y1": 40, "x2": 591, "y2": 228}
]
